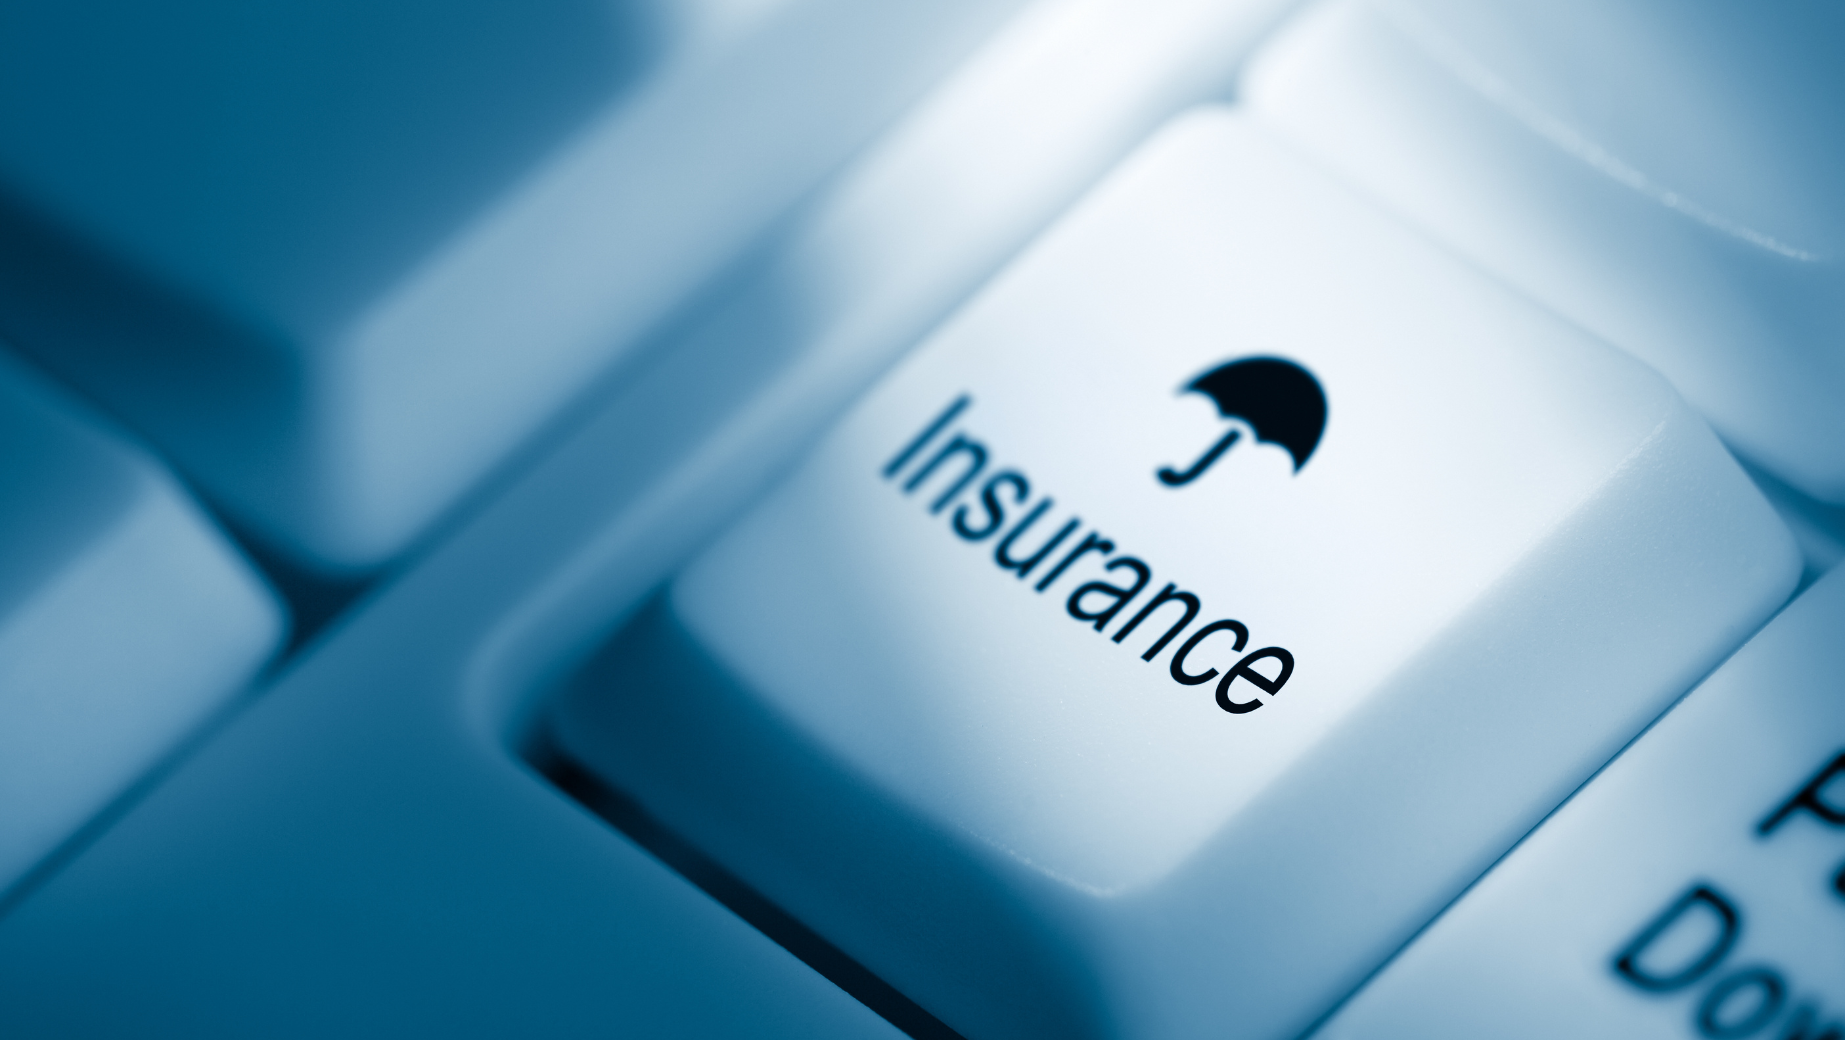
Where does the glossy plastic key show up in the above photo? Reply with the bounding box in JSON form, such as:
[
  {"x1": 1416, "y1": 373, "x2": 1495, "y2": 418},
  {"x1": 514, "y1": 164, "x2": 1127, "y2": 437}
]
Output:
[{"x1": 551, "y1": 110, "x2": 1801, "y2": 1040}]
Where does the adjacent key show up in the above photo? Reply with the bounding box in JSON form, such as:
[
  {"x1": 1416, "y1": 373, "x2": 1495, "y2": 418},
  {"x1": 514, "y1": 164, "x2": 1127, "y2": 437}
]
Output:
[
  {"x1": 550, "y1": 111, "x2": 1800, "y2": 1040},
  {"x1": 0, "y1": 0, "x2": 1021, "y2": 571},
  {"x1": 1242, "y1": 0, "x2": 1845, "y2": 504},
  {"x1": 0, "y1": 352, "x2": 284, "y2": 893},
  {"x1": 1310, "y1": 564, "x2": 1845, "y2": 1040}
]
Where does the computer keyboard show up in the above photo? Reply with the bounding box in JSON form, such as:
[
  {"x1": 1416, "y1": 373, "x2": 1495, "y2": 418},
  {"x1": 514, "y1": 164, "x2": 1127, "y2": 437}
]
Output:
[{"x1": 0, "y1": 1, "x2": 1839, "y2": 1038}]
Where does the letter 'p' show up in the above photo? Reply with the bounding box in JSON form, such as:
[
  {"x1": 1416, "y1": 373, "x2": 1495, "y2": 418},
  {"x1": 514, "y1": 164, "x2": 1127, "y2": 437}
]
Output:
[{"x1": 1758, "y1": 751, "x2": 1845, "y2": 836}]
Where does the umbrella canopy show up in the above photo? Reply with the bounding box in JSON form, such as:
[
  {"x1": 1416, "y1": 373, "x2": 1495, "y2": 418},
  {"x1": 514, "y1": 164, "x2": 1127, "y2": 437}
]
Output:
[{"x1": 1157, "y1": 356, "x2": 1327, "y2": 486}]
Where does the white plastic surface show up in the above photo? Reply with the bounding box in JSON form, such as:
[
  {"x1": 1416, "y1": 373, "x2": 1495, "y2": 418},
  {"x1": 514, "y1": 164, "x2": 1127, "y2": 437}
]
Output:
[
  {"x1": 553, "y1": 111, "x2": 1802, "y2": 1040},
  {"x1": 0, "y1": 0, "x2": 1022, "y2": 571},
  {"x1": 0, "y1": 354, "x2": 283, "y2": 893},
  {"x1": 1243, "y1": 0, "x2": 1845, "y2": 504},
  {"x1": 1314, "y1": 565, "x2": 1845, "y2": 1040}
]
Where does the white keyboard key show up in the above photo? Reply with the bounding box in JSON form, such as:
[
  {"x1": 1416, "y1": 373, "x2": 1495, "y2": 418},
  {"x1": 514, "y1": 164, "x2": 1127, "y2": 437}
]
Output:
[
  {"x1": 0, "y1": 353, "x2": 284, "y2": 892},
  {"x1": 1312, "y1": 564, "x2": 1845, "y2": 1040},
  {"x1": 1242, "y1": 0, "x2": 1845, "y2": 504},
  {"x1": 551, "y1": 111, "x2": 1799, "y2": 1040},
  {"x1": 0, "y1": 0, "x2": 1022, "y2": 571}
]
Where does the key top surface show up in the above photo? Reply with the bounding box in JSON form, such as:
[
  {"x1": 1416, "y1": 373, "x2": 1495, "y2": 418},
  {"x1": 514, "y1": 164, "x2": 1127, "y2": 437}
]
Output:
[
  {"x1": 0, "y1": 352, "x2": 283, "y2": 893},
  {"x1": 1311, "y1": 564, "x2": 1845, "y2": 1040},
  {"x1": 0, "y1": 0, "x2": 1020, "y2": 571},
  {"x1": 551, "y1": 110, "x2": 1800, "y2": 1040},
  {"x1": 1243, "y1": 0, "x2": 1845, "y2": 503}
]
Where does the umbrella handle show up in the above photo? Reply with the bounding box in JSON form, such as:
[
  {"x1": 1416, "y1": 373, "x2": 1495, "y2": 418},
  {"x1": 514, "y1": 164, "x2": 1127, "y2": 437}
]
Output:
[{"x1": 1157, "y1": 428, "x2": 1241, "y2": 487}]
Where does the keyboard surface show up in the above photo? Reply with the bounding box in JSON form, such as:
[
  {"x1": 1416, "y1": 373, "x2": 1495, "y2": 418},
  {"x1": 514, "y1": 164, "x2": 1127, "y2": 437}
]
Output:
[{"x1": 0, "y1": 1, "x2": 1840, "y2": 1037}]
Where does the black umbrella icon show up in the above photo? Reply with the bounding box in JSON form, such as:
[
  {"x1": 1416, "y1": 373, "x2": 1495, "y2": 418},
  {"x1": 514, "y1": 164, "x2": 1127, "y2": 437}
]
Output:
[{"x1": 1157, "y1": 357, "x2": 1327, "y2": 487}]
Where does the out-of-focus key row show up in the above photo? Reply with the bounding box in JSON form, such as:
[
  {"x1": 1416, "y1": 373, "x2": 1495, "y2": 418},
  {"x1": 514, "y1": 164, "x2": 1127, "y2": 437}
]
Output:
[
  {"x1": 1244, "y1": 0, "x2": 1845, "y2": 504},
  {"x1": 0, "y1": 0, "x2": 1028, "y2": 573},
  {"x1": 1312, "y1": 565, "x2": 1845, "y2": 1040},
  {"x1": 0, "y1": 352, "x2": 282, "y2": 895}
]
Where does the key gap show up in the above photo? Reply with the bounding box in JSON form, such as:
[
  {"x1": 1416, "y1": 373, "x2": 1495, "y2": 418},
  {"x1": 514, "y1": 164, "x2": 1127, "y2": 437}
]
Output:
[
  {"x1": 223, "y1": 520, "x2": 374, "y2": 656},
  {"x1": 534, "y1": 744, "x2": 969, "y2": 1040}
]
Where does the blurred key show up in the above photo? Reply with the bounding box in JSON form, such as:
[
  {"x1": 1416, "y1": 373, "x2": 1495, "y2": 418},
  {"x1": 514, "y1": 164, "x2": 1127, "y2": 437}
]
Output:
[
  {"x1": 0, "y1": 0, "x2": 1022, "y2": 571},
  {"x1": 1311, "y1": 565, "x2": 1845, "y2": 1040},
  {"x1": 550, "y1": 111, "x2": 1799, "y2": 1040},
  {"x1": 0, "y1": 352, "x2": 283, "y2": 893},
  {"x1": 1243, "y1": 0, "x2": 1845, "y2": 504}
]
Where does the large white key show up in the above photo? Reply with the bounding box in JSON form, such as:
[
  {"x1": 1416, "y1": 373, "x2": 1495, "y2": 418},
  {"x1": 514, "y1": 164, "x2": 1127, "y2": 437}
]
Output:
[
  {"x1": 0, "y1": 0, "x2": 1021, "y2": 571},
  {"x1": 551, "y1": 110, "x2": 1799, "y2": 1040},
  {"x1": 0, "y1": 353, "x2": 283, "y2": 893},
  {"x1": 1311, "y1": 564, "x2": 1845, "y2": 1040},
  {"x1": 1242, "y1": 0, "x2": 1845, "y2": 504}
]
